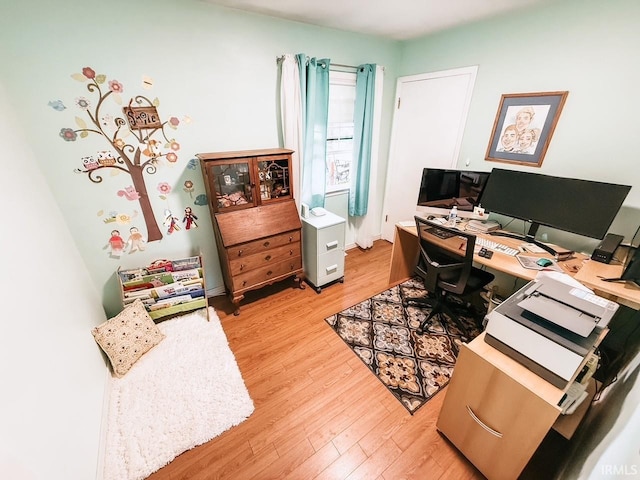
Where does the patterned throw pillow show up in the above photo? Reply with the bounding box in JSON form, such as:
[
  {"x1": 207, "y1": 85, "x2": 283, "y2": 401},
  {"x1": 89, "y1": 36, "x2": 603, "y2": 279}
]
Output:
[{"x1": 92, "y1": 299, "x2": 165, "y2": 377}]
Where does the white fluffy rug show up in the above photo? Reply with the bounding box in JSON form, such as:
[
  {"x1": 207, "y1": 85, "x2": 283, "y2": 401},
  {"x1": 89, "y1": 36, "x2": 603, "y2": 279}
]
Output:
[{"x1": 103, "y1": 307, "x2": 254, "y2": 480}]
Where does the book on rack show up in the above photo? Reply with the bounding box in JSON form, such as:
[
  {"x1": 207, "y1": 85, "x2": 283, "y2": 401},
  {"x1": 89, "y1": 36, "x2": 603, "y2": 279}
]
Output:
[
  {"x1": 172, "y1": 256, "x2": 201, "y2": 271},
  {"x1": 121, "y1": 273, "x2": 175, "y2": 292},
  {"x1": 149, "y1": 295, "x2": 195, "y2": 311},
  {"x1": 171, "y1": 268, "x2": 201, "y2": 282}
]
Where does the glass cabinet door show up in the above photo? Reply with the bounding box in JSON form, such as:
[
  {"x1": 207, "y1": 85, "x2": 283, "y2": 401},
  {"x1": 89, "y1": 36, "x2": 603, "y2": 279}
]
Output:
[
  {"x1": 256, "y1": 156, "x2": 292, "y2": 203},
  {"x1": 208, "y1": 160, "x2": 254, "y2": 212}
]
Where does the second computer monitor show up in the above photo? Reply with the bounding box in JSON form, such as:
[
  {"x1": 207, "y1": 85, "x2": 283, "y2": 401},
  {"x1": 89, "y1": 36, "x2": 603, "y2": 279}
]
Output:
[{"x1": 416, "y1": 168, "x2": 491, "y2": 218}]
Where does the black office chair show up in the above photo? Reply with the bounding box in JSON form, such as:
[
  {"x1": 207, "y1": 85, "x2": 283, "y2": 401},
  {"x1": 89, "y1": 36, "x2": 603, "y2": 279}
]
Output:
[{"x1": 404, "y1": 216, "x2": 495, "y2": 341}]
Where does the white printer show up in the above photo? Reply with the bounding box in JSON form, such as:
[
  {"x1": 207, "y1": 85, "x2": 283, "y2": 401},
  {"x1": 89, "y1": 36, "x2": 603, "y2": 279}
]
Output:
[{"x1": 484, "y1": 275, "x2": 619, "y2": 389}]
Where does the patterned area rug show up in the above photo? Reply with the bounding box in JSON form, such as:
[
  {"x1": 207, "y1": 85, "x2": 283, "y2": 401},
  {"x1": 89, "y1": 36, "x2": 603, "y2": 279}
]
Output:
[{"x1": 325, "y1": 277, "x2": 484, "y2": 414}]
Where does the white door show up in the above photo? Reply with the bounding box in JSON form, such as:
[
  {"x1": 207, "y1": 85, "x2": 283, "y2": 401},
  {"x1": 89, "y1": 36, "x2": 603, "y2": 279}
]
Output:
[{"x1": 381, "y1": 66, "x2": 478, "y2": 241}]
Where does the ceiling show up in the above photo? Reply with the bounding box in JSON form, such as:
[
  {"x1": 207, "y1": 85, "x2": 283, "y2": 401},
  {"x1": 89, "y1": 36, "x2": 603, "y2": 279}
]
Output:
[{"x1": 202, "y1": 0, "x2": 555, "y2": 40}]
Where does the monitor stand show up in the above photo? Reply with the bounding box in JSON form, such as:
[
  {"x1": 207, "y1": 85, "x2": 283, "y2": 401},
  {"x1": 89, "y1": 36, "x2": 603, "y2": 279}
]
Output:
[{"x1": 489, "y1": 222, "x2": 574, "y2": 260}]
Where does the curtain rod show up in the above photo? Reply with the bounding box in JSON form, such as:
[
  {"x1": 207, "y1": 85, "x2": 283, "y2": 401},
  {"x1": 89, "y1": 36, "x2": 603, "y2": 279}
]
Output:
[
  {"x1": 276, "y1": 55, "x2": 358, "y2": 70},
  {"x1": 332, "y1": 63, "x2": 359, "y2": 71},
  {"x1": 276, "y1": 55, "x2": 384, "y2": 72}
]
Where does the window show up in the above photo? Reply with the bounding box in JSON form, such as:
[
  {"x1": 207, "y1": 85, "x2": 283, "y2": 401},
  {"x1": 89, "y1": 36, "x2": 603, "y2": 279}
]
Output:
[{"x1": 326, "y1": 70, "x2": 356, "y2": 192}]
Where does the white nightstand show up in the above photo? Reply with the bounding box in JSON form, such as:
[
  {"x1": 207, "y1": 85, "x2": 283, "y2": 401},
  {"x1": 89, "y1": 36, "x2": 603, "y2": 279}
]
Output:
[{"x1": 301, "y1": 211, "x2": 346, "y2": 293}]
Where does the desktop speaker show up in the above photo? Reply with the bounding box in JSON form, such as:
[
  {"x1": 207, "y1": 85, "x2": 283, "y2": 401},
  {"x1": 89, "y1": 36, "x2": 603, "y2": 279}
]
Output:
[{"x1": 592, "y1": 233, "x2": 624, "y2": 264}]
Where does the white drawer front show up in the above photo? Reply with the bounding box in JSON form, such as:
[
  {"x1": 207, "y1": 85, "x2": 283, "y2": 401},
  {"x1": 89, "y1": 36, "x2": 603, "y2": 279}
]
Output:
[
  {"x1": 317, "y1": 224, "x2": 345, "y2": 254},
  {"x1": 317, "y1": 250, "x2": 345, "y2": 284}
]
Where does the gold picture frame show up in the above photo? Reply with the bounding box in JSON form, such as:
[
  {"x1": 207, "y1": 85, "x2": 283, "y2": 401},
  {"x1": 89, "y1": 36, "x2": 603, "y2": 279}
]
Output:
[{"x1": 485, "y1": 91, "x2": 568, "y2": 168}]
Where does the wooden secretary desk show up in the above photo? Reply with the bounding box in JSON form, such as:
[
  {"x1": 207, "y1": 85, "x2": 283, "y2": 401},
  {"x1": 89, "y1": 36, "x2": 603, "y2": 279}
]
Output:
[{"x1": 197, "y1": 148, "x2": 305, "y2": 315}]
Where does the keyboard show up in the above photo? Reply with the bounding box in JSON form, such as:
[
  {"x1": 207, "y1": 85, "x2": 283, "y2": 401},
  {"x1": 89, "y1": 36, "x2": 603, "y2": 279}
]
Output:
[
  {"x1": 426, "y1": 227, "x2": 457, "y2": 239},
  {"x1": 475, "y1": 236, "x2": 519, "y2": 256}
]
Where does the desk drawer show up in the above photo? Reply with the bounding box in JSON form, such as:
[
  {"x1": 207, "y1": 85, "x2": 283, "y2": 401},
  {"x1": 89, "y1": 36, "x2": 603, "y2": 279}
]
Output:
[{"x1": 436, "y1": 345, "x2": 559, "y2": 479}]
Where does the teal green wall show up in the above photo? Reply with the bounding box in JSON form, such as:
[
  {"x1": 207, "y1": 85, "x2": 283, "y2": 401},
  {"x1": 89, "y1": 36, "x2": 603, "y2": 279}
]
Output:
[
  {"x1": 399, "y1": 0, "x2": 640, "y2": 253},
  {"x1": 0, "y1": 0, "x2": 400, "y2": 316}
]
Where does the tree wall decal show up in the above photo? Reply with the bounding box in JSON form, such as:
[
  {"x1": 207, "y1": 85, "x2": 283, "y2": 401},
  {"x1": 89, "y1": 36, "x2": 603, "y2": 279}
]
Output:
[{"x1": 59, "y1": 67, "x2": 184, "y2": 242}]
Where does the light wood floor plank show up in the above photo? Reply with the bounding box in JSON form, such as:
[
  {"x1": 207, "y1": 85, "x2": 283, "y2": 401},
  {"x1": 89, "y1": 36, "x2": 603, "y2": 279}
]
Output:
[
  {"x1": 314, "y1": 442, "x2": 368, "y2": 480},
  {"x1": 346, "y1": 437, "x2": 403, "y2": 480}
]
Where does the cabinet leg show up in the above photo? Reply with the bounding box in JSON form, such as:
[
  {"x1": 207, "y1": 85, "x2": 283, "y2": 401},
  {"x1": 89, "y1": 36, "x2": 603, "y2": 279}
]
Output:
[
  {"x1": 295, "y1": 274, "x2": 306, "y2": 290},
  {"x1": 231, "y1": 294, "x2": 244, "y2": 316}
]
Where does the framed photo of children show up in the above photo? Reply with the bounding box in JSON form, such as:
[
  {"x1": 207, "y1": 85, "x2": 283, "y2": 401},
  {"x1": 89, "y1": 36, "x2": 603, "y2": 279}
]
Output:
[{"x1": 485, "y1": 91, "x2": 568, "y2": 168}]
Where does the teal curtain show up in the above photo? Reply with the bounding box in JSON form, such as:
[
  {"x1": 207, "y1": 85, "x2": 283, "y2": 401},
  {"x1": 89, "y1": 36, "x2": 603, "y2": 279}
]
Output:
[
  {"x1": 349, "y1": 64, "x2": 376, "y2": 217},
  {"x1": 297, "y1": 54, "x2": 330, "y2": 208}
]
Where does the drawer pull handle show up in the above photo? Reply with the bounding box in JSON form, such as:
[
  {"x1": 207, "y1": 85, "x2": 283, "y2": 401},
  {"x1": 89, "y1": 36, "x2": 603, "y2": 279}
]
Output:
[
  {"x1": 289, "y1": 250, "x2": 293, "y2": 256},
  {"x1": 326, "y1": 240, "x2": 339, "y2": 250},
  {"x1": 465, "y1": 405, "x2": 503, "y2": 438},
  {"x1": 326, "y1": 264, "x2": 338, "y2": 273},
  {"x1": 239, "y1": 264, "x2": 245, "y2": 271},
  {"x1": 263, "y1": 241, "x2": 270, "y2": 247},
  {"x1": 265, "y1": 255, "x2": 272, "y2": 261},
  {"x1": 237, "y1": 250, "x2": 243, "y2": 257},
  {"x1": 289, "y1": 236, "x2": 293, "y2": 242},
  {"x1": 242, "y1": 281, "x2": 247, "y2": 287},
  {"x1": 266, "y1": 270, "x2": 273, "y2": 276}
]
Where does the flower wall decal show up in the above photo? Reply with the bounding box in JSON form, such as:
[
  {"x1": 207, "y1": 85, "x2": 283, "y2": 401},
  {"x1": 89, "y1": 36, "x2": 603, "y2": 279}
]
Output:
[{"x1": 60, "y1": 66, "x2": 187, "y2": 243}]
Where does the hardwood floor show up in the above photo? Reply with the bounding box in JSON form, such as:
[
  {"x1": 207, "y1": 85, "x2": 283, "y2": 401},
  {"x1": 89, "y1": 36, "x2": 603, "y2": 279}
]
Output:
[{"x1": 148, "y1": 240, "x2": 484, "y2": 479}]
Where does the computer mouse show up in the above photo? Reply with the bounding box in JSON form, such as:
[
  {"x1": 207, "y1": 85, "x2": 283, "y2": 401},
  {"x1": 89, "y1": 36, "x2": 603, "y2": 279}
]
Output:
[{"x1": 536, "y1": 258, "x2": 553, "y2": 267}]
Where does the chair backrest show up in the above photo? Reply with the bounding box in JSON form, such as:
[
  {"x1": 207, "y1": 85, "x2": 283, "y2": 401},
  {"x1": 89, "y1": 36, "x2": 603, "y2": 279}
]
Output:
[{"x1": 414, "y1": 216, "x2": 477, "y2": 295}]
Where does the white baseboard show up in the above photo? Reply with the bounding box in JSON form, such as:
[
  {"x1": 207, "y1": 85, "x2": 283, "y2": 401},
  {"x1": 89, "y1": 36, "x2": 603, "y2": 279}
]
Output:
[
  {"x1": 206, "y1": 285, "x2": 226, "y2": 297},
  {"x1": 345, "y1": 234, "x2": 382, "y2": 251}
]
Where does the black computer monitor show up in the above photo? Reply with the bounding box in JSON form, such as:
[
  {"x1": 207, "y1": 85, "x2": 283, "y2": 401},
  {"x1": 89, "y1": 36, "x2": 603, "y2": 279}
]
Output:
[
  {"x1": 416, "y1": 168, "x2": 491, "y2": 218},
  {"x1": 478, "y1": 168, "x2": 631, "y2": 256}
]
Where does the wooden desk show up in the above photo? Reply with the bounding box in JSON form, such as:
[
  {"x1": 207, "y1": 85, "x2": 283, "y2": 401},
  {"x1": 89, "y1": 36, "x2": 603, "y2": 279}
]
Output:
[
  {"x1": 574, "y1": 257, "x2": 640, "y2": 310},
  {"x1": 437, "y1": 333, "x2": 599, "y2": 479},
  {"x1": 389, "y1": 223, "x2": 585, "y2": 285}
]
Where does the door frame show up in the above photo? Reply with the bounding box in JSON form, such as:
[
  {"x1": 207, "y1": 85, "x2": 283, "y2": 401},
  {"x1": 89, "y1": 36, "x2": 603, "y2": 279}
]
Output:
[{"x1": 381, "y1": 66, "x2": 478, "y2": 241}]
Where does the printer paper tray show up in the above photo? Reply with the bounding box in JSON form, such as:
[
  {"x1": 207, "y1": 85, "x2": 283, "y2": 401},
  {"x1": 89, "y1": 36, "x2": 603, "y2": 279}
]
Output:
[{"x1": 517, "y1": 295, "x2": 597, "y2": 337}]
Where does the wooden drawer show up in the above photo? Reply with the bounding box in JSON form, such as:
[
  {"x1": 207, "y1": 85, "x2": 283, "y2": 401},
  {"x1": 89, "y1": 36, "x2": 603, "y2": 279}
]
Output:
[
  {"x1": 229, "y1": 242, "x2": 301, "y2": 275},
  {"x1": 232, "y1": 256, "x2": 303, "y2": 291},
  {"x1": 228, "y1": 230, "x2": 301, "y2": 258},
  {"x1": 436, "y1": 344, "x2": 560, "y2": 480}
]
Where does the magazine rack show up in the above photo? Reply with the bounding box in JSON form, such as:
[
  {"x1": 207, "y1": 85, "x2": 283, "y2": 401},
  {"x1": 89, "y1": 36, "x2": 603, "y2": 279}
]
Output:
[{"x1": 117, "y1": 255, "x2": 208, "y2": 321}]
